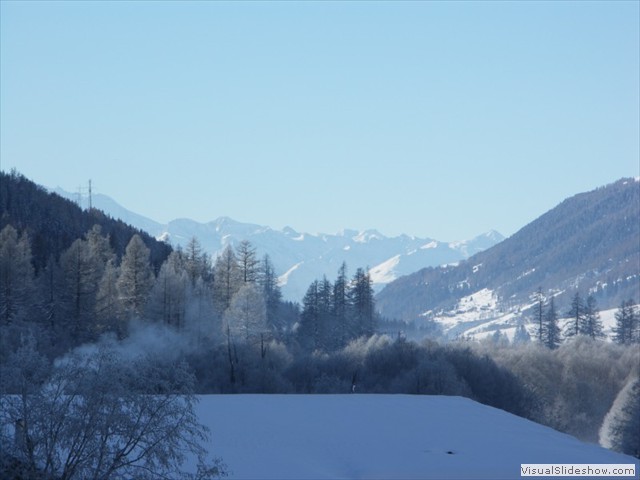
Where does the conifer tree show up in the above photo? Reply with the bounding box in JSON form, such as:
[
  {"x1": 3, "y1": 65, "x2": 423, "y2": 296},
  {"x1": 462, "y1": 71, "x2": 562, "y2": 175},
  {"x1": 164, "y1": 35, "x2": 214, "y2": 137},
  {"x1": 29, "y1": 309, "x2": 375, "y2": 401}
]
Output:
[
  {"x1": 184, "y1": 236, "x2": 211, "y2": 286},
  {"x1": 333, "y1": 262, "x2": 349, "y2": 348},
  {"x1": 582, "y1": 294, "x2": 605, "y2": 339},
  {"x1": 259, "y1": 254, "x2": 283, "y2": 333},
  {"x1": 350, "y1": 267, "x2": 375, "y2": 339},
  {"x1": 116, "y1": 234, "x2": 154, "y2": 319},
  {"x1": 95, "y1": 259, "x2": 121, "y2": 336},
  {"x1": 613, "y1": 300, "x2": 639, "y2": 345},
  {"x1": 564, "y1": 292, "x2": 585, "y2": 339},
  {"x1": 534, "y1": 287, "x2": 544, "y2": 343},
  {"x1": 213, "y1": 245, "x2": 241, "y2": 315},
  {"x1": 298, "y1": 280, "x2": 320, "y2": 351},
  {"x1": 317, "y1": 276, "x2": 335, "y2": 351},
  {"x1": 236, "y1": 240, "x2": 260, "y2": 284},
  {"x1": 542, "y1": 296, "x2": 561, "y2": 349},
  {"x1": 147, "y1": 251, "x2": 189, "y2": 329},
  {"x1": 60, "y1": 238, "x2": 96, "y2": 341},
  {"x1": 0, "y1": 225, "x2": 35, "y2": 326}
]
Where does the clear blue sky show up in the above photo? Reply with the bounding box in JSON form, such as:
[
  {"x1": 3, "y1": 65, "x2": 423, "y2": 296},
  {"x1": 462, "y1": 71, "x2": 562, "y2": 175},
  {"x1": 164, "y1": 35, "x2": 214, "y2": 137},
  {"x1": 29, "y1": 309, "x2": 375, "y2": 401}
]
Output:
[{"x1": 1, "y1": 1, "x2": 638, "y2": 240}]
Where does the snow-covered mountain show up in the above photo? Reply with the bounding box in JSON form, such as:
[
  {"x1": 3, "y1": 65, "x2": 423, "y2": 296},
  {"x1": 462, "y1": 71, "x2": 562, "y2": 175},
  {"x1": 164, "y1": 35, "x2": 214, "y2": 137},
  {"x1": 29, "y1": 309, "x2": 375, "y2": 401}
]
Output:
[
  {"x1": 377, "y1": 178, "x2": 640, "y2": 341},
  {"x1": 52, "y1": 187, "x2": 503, "y2": 300},
  {"x1": 189, "y1": 394, "x2": 637, "y2": 479}
]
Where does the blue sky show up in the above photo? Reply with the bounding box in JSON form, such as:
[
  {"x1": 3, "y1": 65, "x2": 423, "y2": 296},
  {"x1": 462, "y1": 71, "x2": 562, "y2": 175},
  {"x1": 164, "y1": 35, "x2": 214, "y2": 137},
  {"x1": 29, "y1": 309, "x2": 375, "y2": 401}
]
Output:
[{"x1": 1, "y1": 1, "x2": 638, "y2": 240}]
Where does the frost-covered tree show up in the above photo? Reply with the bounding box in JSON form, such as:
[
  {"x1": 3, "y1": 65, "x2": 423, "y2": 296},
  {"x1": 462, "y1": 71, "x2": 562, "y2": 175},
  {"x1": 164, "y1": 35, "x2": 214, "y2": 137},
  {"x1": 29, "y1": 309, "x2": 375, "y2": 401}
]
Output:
[
  {"x1": 236, "y1": 240, "x2": 260, "y2": 285},
  {"x1": 513, "y1": 322, "x2": 531, "y2": 345},
  {"x1": 116, "y1": 234, "x2": 154, "y2": 318},
  {"x1": 600, "y1": 376, "x2": 640, "y2": 458},
  {"x1": 0, "y1": 338, "x2": 226, "y2": 479},
  {"x1": 85, "y1": 224, "x2": 115, "y2": 277},
  {"x1": 59, "y1": 238, "x2": 97, "y2": 342},
  {"x1": 224, "y1": 283, "x2": 267, "y2": 344},
  {"x1": 95, "y1": 259, "x2": 122, "y2": 336},
  {"x1": 184, "y1": 236, "x2": 211, "y2": 286},
  {"x1": 38, "y1": 255, "x2": 65, "y2": 335},
  {"x1": 0, "y1": 225, "x2": 35, "y2": 325},
  {"x1": 259, "y1": 254, "x2": 283, "y2": 334},
  {"x1": 147, "y1": 251, "x2": 189, "y2": 329},
  {"x1": 213, "y1": 245, "x2": 241, "y2": 315}
]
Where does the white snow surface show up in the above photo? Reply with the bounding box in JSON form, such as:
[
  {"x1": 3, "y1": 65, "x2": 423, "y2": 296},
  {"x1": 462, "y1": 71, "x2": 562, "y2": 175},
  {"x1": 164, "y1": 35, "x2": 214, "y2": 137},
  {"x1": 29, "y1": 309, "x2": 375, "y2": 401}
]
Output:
[{"x1": 192, "y1": 394, "x2": 636, "y2": 479}]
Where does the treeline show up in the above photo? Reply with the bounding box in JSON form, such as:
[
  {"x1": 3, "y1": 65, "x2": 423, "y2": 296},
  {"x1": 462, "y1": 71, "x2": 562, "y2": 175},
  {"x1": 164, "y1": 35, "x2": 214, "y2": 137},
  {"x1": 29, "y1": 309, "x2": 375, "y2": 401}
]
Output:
[
  {"x1": 0, "y1": 220, "x2": 377, "y2": 360},
  {"x1": 531, "y1": 289, "x2": 640, "y2": 350}
]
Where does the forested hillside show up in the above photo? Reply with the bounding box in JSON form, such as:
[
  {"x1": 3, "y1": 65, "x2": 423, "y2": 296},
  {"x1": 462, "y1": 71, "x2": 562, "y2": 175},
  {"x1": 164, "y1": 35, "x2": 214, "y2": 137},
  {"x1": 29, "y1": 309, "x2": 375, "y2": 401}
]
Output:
[
  {"x1": 377, "y1": 178, "x2": 640, "y2": 322},
  {"x1": 0, "y1": 170, "x2": 172, "y2": 273}
]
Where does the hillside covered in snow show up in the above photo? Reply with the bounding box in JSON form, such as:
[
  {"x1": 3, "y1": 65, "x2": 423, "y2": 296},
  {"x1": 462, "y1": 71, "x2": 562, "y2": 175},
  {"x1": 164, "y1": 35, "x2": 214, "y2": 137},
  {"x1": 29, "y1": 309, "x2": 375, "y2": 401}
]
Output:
[{"x1": 192, "y1": 394, "x2": 638, "y2": 479}]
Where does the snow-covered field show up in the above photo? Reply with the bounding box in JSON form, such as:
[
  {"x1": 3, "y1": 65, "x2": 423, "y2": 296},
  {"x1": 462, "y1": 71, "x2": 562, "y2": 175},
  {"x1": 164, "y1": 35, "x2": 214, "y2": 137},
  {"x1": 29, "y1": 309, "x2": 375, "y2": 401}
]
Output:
[{"x1": 193, "y1": 394, "x2": 638, "y2": 479}]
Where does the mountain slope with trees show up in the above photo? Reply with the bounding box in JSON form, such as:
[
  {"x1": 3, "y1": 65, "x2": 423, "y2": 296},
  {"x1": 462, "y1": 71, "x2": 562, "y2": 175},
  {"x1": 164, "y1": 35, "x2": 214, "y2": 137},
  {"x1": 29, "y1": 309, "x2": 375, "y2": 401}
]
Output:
[
  {"x1": 1, "y1": 170, "x2": 172, "y2": 273},
  {"x1": 376, "y1": 178, "x2": 640, "y2": 323}
]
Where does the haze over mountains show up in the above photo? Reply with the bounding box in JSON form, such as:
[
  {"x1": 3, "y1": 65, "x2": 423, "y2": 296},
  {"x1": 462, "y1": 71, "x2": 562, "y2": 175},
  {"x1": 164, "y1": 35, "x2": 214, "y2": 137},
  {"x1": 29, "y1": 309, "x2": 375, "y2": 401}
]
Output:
[
  {"x1": 52, "y1": 187, "x2": 503, "y2": 301},
  {"x1": 377, "y1": 178, "x2": 640, "y2": 340}
]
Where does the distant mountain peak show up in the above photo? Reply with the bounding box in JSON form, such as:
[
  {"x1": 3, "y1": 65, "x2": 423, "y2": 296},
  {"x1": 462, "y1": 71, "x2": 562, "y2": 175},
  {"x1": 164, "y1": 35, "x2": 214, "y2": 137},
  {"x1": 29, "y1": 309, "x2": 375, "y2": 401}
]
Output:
[{"x1": 48, "y1": 186, "x2": 503, "y2": 301}]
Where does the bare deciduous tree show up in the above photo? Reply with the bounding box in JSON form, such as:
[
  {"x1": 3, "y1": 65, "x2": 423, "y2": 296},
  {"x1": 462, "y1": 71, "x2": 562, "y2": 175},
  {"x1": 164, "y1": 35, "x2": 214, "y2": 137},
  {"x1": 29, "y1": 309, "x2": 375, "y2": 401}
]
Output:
[{"x1": 0, "y1": 337, "x2": 226, "y2": 480}]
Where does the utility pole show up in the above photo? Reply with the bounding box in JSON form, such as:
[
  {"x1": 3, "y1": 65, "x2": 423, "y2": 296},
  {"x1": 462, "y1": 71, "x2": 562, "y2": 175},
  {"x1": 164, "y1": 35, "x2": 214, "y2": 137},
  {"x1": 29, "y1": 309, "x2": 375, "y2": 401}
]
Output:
[{"x1": 88, "y1": 179, "x2": 93, "y2": 211}]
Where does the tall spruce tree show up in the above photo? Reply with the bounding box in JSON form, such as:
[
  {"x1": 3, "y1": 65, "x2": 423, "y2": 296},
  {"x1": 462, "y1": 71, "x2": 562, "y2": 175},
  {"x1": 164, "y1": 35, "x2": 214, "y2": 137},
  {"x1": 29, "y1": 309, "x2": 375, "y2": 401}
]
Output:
[
  {"x1": 350, "y1": 267, "x2": 375, "y2": 339},
  {"x1": 333, "y1": 262, "x2": 349, "y2": 348},
  {"x1": 565, "y1": 292, "x2": 585, "y2": 339},
  {"x1": 582, "y1": 294, "x2": 605, "y2": 339},
  {"x1": 542, "y1": 296, "x2": 561, "y2": 349},
  {"x1": 534, "y1": 287, "x2": 544, "y2": 343},
  {"x1": 317, "y1": 276, "x2": 335, "y2": 351},
  {"x1": 298, "y1": 280, "x2": 320, "y2": 351},
  {"x1": 613, "y1": 299, "x2": 639, "y2": 345}
]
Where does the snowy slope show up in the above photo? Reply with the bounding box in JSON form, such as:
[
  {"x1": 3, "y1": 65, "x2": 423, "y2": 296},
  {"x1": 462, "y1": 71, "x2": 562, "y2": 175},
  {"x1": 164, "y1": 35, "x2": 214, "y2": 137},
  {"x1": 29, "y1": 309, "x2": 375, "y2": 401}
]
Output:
[
  {"x1": 192, "y1": 394, "x2": 637, "y2": 479},
  {"x1": 421, "y1": 286, "x2": 632, "y2": 342},
  {"x1": 51, "y1": 187, "x2": 503, "y2": 300}
]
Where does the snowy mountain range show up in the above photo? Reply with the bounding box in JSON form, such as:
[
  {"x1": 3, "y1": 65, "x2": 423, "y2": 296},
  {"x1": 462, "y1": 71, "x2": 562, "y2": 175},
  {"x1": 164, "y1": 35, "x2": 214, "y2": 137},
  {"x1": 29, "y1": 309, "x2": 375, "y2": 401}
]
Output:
[
  {"x1": 377, "y1": 178, "x2": 640, "y2": 341},
  {"x1": 52, "y1": 187, "x2": 503, "y2": 301}
]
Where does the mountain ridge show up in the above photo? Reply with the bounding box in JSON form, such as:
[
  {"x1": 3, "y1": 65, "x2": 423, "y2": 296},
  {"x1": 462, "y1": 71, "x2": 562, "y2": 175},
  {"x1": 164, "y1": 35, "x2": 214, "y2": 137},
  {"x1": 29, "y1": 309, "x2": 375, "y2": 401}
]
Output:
[{"x1": 52, "y1": 186, "x2": 504, "y2": 300}]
